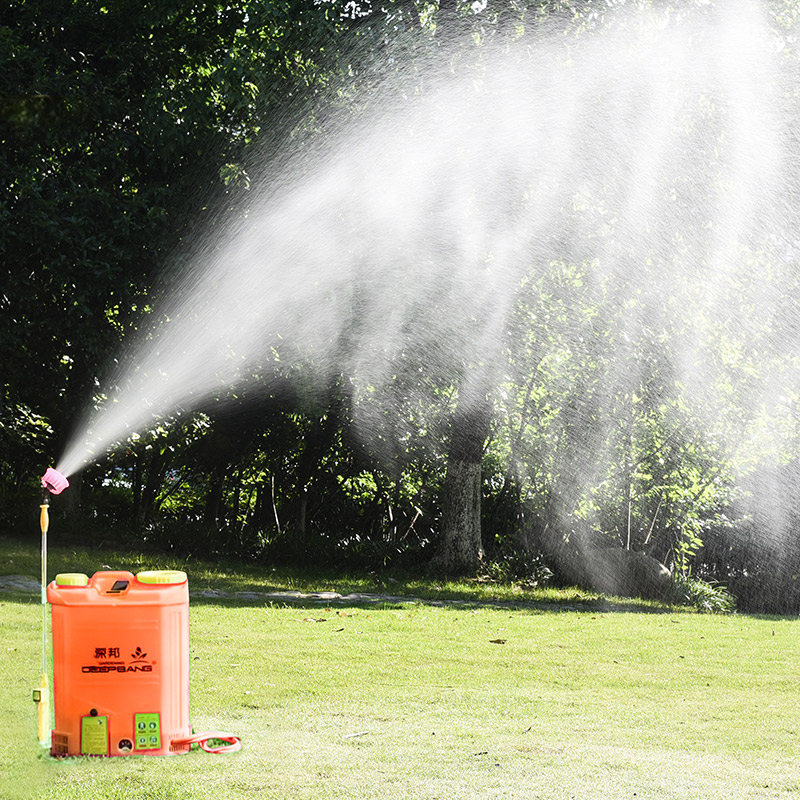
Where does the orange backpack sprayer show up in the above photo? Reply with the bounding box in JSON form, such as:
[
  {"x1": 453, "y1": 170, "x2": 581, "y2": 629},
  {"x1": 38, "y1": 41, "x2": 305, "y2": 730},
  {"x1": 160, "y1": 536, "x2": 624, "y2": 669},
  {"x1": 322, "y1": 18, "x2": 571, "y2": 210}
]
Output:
[{"x1": 35, "y1": 468, "x2": 240, "y2": 756}]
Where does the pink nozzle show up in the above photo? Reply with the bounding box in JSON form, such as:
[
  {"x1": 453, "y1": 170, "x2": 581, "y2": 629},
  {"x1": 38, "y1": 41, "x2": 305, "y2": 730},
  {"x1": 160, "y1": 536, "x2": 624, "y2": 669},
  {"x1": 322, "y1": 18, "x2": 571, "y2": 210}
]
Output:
[{"x1": 41, "y1": 468, "x2": 69, "y2": 495}]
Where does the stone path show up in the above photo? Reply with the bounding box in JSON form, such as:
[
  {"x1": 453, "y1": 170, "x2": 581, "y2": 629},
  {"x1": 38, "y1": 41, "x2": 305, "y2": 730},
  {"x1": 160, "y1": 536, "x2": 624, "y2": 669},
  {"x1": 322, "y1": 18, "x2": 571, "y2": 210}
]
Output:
[
  {"x1": 0, "y1": 573, "x2": 653, "y2": 612},
  {"x1": 193, "y1": 587, "x2": 430, "y2": 605},
  {"x1": 0, "y1": 574, "x2": 605, "y2": 612},
  {"x1": 0, "y1": 574, "x2": 42, "y2": 593},
  {"x1": 0, "y1": 575, "x2": 420, "y2": 605}
]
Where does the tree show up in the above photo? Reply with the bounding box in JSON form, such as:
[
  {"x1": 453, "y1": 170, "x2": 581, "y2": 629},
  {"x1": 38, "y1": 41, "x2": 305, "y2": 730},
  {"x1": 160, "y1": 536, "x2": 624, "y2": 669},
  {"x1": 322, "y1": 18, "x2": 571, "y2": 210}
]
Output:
[
  {"x1": 430, "y1": 376, "x2": 493, "y2": 572},
  {"x1": 0, "y1": 0, "x2": 353, "y2": 484}
]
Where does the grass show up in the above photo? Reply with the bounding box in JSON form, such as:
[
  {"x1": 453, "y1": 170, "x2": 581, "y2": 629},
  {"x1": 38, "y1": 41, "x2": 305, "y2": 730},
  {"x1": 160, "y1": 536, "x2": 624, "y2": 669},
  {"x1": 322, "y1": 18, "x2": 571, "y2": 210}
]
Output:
[{"x1": 1, "y1": 534, "x2": 799, "y2": 799}]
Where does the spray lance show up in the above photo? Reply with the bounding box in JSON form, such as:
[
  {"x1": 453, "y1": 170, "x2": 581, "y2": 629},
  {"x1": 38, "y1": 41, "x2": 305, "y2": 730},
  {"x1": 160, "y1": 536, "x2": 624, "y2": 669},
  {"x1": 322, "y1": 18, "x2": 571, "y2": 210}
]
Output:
[{"x1": 33, "y1": 468, "x2": 69, "y2": 746}]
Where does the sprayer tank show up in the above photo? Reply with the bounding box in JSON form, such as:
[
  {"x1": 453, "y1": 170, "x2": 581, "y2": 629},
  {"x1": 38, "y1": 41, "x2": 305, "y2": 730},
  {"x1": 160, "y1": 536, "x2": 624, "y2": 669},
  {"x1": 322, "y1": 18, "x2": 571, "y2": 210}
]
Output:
[{"x1": 47, "y1": 569, "x2": 191, "y2": 757}]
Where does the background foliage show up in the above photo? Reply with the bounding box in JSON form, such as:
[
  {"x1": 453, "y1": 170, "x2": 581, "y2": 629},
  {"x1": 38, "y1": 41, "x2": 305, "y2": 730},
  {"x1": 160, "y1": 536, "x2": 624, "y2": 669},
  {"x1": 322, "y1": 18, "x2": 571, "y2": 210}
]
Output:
[{"x1": 2, "y1": 0, "x2": 799, "y2": 612}]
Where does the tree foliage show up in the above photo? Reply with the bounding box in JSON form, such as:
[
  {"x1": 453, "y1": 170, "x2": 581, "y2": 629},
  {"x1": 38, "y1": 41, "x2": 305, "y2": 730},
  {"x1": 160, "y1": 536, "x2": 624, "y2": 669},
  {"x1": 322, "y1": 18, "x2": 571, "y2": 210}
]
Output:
[{"x1": 3, "y1": 0, "x2": 800, "y2": 612}]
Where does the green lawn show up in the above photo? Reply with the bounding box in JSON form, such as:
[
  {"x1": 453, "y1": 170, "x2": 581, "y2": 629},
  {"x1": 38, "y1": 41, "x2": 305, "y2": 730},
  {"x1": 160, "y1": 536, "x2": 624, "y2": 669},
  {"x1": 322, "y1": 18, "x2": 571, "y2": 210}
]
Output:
[{"x1": 1, "y1": 537, "x2": 798, "y2": 799}]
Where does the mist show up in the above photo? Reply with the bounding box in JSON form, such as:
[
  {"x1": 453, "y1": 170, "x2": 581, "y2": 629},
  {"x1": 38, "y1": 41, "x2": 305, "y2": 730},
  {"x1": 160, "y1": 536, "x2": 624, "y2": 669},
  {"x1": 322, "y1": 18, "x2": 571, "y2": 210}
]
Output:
[{"x1": 56, "y1": 2, "x2": 800, "y2": 580}]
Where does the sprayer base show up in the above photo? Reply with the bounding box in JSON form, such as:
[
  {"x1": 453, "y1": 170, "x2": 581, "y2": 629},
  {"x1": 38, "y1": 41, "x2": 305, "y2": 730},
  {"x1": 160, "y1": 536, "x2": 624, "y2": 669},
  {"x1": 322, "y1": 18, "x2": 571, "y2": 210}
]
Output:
[{"x1": 49, "y1": 731, "x2": 192, "y2": 758}]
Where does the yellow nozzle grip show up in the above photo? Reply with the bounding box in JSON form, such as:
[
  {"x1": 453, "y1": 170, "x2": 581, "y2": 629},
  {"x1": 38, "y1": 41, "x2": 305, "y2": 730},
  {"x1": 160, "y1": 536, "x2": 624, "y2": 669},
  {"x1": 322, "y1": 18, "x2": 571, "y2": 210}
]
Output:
[
  {"x1": 40, "y1": 504, "x2": 49, "y2": 535},
  {"x1": 36, "y1": 674, "x2": 50, "y2": 747}
]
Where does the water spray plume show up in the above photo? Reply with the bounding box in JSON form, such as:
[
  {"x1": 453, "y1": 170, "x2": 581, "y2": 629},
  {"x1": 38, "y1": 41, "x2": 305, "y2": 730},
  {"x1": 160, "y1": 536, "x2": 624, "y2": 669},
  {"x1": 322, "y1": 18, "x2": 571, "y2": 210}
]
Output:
[{"x1": 53, "y1": 0, "x2": 800, "y2": 582}]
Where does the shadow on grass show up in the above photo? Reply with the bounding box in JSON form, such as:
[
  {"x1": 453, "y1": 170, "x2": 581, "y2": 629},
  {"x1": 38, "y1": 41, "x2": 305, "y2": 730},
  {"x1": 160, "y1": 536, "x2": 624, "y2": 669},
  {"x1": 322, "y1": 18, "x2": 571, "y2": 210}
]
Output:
[
  {"x1": 0, "y1": 532, "x2": 781, "y2": 617},
  {"x1": 185, "y1": 587, "x2": 676, "y2": 615},
  {"x1": 3, "y1": 585, "x2": 796, "y2": 620},
  {"x1": 0, "y1": 579, "x2": 671, "y2": 615}
]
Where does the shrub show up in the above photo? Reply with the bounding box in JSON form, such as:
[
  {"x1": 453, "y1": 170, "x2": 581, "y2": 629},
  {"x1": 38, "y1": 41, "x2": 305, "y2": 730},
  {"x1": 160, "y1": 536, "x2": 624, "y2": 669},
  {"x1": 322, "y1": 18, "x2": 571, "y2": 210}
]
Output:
[{"x1": 668, "y1": 572, "x2": 736, "y2": 613}]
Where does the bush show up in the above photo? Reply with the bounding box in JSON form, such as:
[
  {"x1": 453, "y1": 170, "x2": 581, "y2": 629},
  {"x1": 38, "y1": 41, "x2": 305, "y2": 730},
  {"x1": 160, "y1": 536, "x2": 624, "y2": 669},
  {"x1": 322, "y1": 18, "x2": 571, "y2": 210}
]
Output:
[
  {"x1": 483, "y1": 550, "x2": 554, "y2": 587},
  {"x1": 668, "y1": 573, "x2": 736, "y2": 614}
]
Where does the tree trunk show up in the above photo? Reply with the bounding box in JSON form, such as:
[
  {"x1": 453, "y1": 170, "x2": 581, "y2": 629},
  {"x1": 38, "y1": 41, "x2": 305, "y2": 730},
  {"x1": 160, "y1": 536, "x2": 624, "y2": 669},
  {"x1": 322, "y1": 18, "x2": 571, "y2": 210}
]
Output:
[
  {"x1": 139, "y1": 447, "x2": 170, "y2": 526},
  {"x1": 431, "y1": 380, "x2": 492, "y2": 574},
  {"x1": 62, "y1": 469, "x2": 82, "y2": 521},
  {"x1": 132, "y1": 455, "x2": 143, "y2": 523},
  {"x1": 203, "y1": 466, "x2": 225, "y2": 531},
  {"x1": 432, "y1": 459, "x2": 484, "y2": 573},
  {"x1": 291, "y1": 408, "x2": 338, "y2": 559}
]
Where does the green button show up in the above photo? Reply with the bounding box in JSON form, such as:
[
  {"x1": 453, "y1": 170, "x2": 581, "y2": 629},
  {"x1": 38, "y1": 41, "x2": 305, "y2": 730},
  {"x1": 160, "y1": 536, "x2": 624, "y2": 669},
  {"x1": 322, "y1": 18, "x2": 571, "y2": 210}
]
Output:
[{"x1": 134, "y1": 713, "x2": 161, "y2": 750}]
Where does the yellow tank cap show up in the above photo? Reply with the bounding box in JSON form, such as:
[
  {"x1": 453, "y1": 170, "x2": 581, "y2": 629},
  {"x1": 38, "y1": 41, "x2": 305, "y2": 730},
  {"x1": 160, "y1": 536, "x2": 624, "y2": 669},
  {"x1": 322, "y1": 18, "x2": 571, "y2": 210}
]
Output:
[
  {"x1": 55, "y1": 573, "x2": 89, "y2": 586},
  {"x1": 136, "y1": 570, "x2": 187, "y2": 585}
]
